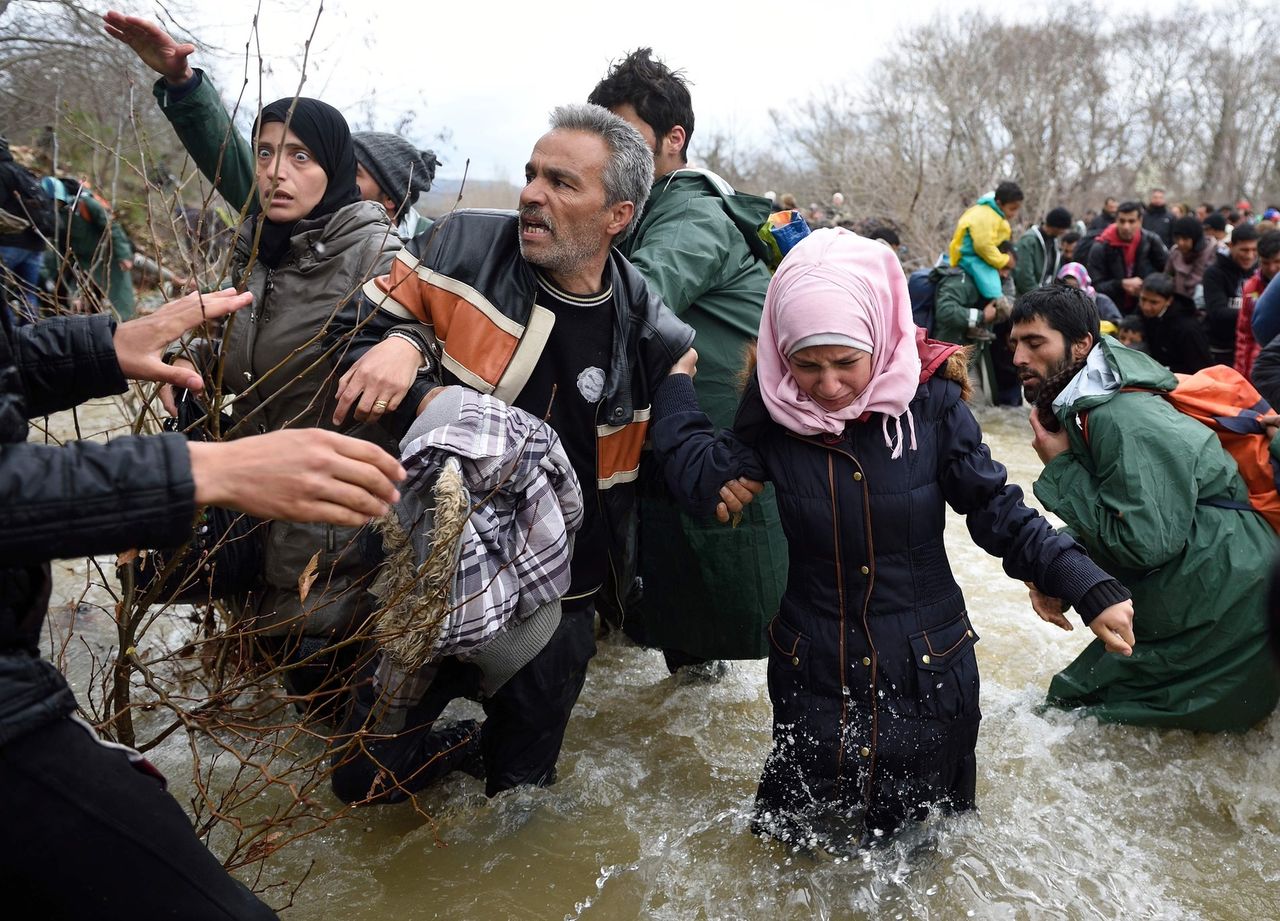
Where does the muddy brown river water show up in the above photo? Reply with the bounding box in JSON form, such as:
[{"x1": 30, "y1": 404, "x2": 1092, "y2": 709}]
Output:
[{"x1": 42, "y1": 396, "x2": 1280, "y2": 920}]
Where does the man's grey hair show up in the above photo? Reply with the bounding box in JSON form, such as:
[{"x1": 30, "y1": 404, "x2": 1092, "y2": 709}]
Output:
[{"x1": 548, "y1": 103, "x2": 653, "y2": 238}]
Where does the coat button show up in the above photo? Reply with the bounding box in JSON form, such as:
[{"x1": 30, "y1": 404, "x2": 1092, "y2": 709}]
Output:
[
  {"x1": 860, "y1": 565, "x2": 870, "y2": 575},
  {"x1": 922, "y1": 654, "x2": 931, "y2": 664},
  {"x1": 612, "y1": 407, "x2": 624, "y2": 420},
  {"x1": 859, "y1": 746, "x2": 870, "y2": 757},
  {"x1": 853, "y1": 471, "x2": 863, "y2": 481},
  {"x1": 862, "y1": 656, "x2": 871, "y2": 666},
  {"x1": 791, "y1": 656, "x2": 800, "y2": 666}
]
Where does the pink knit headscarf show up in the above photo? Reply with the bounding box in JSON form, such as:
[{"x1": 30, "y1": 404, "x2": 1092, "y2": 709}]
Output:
[{"x1": 757, "y1": 228, "x2": 923, "y2": 445}]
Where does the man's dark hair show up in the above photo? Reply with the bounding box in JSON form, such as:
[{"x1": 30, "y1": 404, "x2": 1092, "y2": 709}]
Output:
[
  {"x1": 1204, "y1": 213, "x2": 1228, "y2": 232},
  {"x1": 587, "y1": 47, "x2": 694, "y2": 162},
  {"x1": 1061, "y1": 230, "x2": 1082, "y2": 245},
  {"x1": 868, "y1": 226, "x2": 900, "y2": 247},
  {"x1": 1232, "y1": 222, "x2": 1260, "y2": 244},
  {"x1": 1011, "y1": 285, "x2": 1100, "y2": 349},
  {"x1": 1258, "y1": 230, "x2": 1280, "y2": 260},
  {"x1": 1200, "y1": 201, "x2": 1216, "y2": 213},
  {"x1": 1229, "y1": 210, "x2": 1243, "y2": 225},
  {"x1": 1116, "y1": 200, "x2": 1144, "y2": 216},
  {"x1": 1118, "y1": 314, "x2": 1144, "y2": 332},
  {"x1": 1141, "y1": 272, "x2": 1174, "y2": 298},
  {"x1": 994, "y1": 181, "x2": 1024, "y2": 205},
  {"x1": 1045, "y1": 206, "x2": 1073, "y2": 229}
]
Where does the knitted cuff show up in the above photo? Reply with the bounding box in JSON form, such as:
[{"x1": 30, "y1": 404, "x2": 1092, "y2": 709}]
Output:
[
  {"x1": 652, "y1": 371, "x2": 699, "y2": 422},
  {"x1": 1039, "y1": 547, "x2": 1114, "y2": 618},
  {"x1": 1074, "y1": 579, "x2": 1132, "y2": 626},
  {"x1": 159, "y1": 69, "x2": 203, "y2": 105}
]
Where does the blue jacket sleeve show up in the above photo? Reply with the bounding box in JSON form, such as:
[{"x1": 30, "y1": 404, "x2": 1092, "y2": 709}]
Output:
[
  {"x1": 1252, "y1": 277, "x2": 1280, "y2": 346},
  {"x1": 936, "y1": 384, "x2": 1126, "y2": 621},
  {"x1": 650, "y1": 372, "x2": 765, "y2": 517}
]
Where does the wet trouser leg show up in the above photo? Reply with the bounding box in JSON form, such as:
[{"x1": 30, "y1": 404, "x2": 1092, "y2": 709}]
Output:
[
  {"x1": 329, "y1": 656, "x2": 481, "y2": 805},
  {"x1": 330, "y1": 603, "x2": 596, "y2": 803},
  {"x1": 479, "y1": 602, "x2": 596, "y2": 796},
  {"x1": 0, "y1": 717, "x2": 278, "y2": 921}
]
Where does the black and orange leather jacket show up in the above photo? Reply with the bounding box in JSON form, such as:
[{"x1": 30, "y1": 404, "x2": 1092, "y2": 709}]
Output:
[{"x1": 344, "y1": 208, "x2": 695, "y2": 613}]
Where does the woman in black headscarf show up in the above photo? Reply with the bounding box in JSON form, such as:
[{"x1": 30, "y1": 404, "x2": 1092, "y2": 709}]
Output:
[{"x1": 166, "y1": 97, "x2": 402, "y2": 707}]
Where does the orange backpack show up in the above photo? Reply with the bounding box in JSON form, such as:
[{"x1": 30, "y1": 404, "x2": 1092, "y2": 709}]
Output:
[{"x1": 1085, "y1": 365, "x2": 1280, "y2": 534}]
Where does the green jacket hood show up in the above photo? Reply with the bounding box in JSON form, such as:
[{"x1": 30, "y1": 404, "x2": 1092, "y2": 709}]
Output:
[
  {"x1": 976, "y1": 193, "x2": 1005, "y2": 218},
  {"x1": 642, "y1": 169, "x2": 773, "y2": 262},
  {"x1": 1053, "y1": 336, "x2": 1178, "y2": 417}
]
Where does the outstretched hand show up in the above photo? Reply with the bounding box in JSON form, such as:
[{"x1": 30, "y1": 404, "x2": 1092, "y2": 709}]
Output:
[
  {"x1": 102, "y1": 11, "x2": 196, "y2": 84},
  {"x1": 113, "y1": 287, "x2": 252, "y2": 391},
  {"x1": 188, "y1": 429, "x2": 405, "y2": 527},
  {"x1": 1089, "y1": 601, "x2": 1135, "y2": 656}
]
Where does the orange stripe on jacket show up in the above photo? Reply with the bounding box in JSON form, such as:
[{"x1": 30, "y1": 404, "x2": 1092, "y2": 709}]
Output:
[
  {"x1": 425, "y1": 285, "x2": 520, "y2": 390},
  {"x1": 597, "y1": 413, "x2": 650, "y2": 488},
  {"x1": 369, "y1": 258, "x2": 428, "y2": 321}
]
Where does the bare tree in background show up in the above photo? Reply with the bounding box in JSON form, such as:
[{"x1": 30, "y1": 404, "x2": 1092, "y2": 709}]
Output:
[{"x1": 696, "y1": 3, "x2": 1280, "y2": 261}]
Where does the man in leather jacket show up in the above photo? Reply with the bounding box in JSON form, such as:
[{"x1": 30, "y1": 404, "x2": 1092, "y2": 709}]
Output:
[
  {"x1": 0, "y1": 285, "x2": 405, "y2": 919},
  {"x1": 328, "y1": 103, "x2": 695, "y2": 800}
]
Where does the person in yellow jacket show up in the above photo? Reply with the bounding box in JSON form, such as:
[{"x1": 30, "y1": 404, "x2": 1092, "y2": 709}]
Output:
[{"x1": 948, "y1": 182, "x2": 1023, "y2": 301}]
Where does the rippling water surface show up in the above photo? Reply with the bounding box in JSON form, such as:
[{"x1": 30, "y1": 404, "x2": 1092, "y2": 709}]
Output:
[{"x1": 48, "y1": 401, "x2": 1280, "y2": 920}]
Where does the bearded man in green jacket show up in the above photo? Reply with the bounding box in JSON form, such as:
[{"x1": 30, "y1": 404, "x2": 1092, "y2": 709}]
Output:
[
  {"x1": 1011, "y1": 285, "x2": 1279, "y2": 731},
  {"x1": 589, "y1": 49, "x2": 787, "y2": 671}
]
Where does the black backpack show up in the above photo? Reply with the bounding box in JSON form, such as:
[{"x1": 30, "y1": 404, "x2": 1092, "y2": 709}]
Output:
[{"x1": 1, "y1": 162, "x2": 55, "y2": 238}]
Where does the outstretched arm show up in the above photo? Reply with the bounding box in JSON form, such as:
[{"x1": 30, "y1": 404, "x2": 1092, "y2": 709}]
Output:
[
  {"x1": 651, "y1": 355, "x2": 766, "y2": 522},
  {"x1": 937, "y1": 387, "x2": 1130, "y2": 626},
  {"x1": 104, "y1": 12, "x2": 257, "y2": 212}
]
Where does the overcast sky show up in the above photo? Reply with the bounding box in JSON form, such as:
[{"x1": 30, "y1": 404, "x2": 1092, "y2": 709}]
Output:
[{"x1": 162, "y1": 0, "x2": 1216, "y2": 186}]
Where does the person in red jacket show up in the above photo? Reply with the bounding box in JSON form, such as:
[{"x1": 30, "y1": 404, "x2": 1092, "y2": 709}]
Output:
[{"x1": 1237, "y1": 230, "x2": 1280, "y2": 378}]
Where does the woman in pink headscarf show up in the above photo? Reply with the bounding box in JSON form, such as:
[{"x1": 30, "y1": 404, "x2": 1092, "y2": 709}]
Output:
[{"x1": 652, "y1": 228, "x2": 1133, "y2": 851}]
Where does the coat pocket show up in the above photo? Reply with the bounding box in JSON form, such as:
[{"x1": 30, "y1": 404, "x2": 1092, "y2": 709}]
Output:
[
  {"x1": 767, "y1": 615, "x2": 809, "y2": 670},
  {"x1": 908, "y1": 612, "x2": 980, "y2": 720},
  {"x1": 765, "y1": 615, "x2": 811, "y2": 707}
]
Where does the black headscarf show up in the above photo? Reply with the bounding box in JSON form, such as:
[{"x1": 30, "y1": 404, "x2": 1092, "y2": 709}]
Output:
[{"x1": 251, "y1": 97, "x2": 360, "y2": 268}]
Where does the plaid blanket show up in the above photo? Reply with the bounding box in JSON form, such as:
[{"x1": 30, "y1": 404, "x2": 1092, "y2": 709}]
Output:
[{"x1": 373, "y1": 387, "x2": 582, "y2": 716}]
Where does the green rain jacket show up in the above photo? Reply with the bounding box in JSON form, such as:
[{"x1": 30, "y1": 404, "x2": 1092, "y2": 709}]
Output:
[
  {"x1": 54, "y1": 190, "x2": 135, "y2": 318},
  {"x1": 930, "y1": 266, "x2": 996, "y2": 404},
  {"x1": 1034, "y1": 338, "x2": 1280, "y2": 731},
  {"x1": 153, "y1": 71, "x2": 257, "y2": 216},
  {"x1": 620, "y1": 169, "x2": 787, "y2": 660}
]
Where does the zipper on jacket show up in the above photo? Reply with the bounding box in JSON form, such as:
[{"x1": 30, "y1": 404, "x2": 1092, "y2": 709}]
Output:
[
  {"x1": 260, "y1": 268, "x2": 275, "y2": 323},
  {"x1": 788, "y1": 429, "x2": 879, "y2": 809}
]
